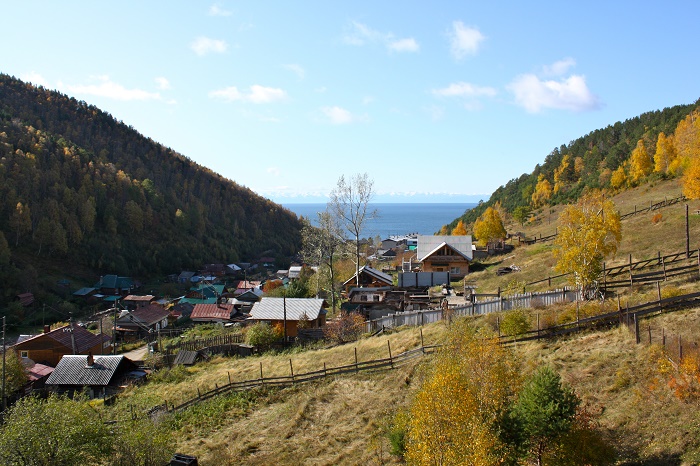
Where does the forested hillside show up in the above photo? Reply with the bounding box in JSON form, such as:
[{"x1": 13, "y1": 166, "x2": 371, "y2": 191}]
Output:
[
  {"x1": 0, "y1": 74, "x2": 302, "y2": 308},
  {"x1": 442, "y1": 99, "x2": 700, "y2": 232}
]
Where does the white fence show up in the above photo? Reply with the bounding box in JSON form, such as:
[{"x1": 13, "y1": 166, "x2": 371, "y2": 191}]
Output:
[{"x1": 366, "y1": 288, "x2": 576, "y2": 333}]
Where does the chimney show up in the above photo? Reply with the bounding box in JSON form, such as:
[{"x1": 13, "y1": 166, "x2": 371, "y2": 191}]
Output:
[
  {"x1": 86, "y1": 352, "x2": 94, "y2": 367},
  {"x1": 43, "y1": 325, "x2": 51, "y2": 334}
]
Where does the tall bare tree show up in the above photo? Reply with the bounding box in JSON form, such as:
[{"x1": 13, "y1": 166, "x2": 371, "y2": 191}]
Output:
[
  {"x1": 329, "y1": 173, "x2": 377, "y2": 286},
  {"x1": 300, "y1": 210, "x2": 347, "y2": 312}
]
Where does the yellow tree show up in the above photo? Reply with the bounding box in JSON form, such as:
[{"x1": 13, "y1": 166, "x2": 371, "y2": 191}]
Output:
[
  {"x1": 674, "y1": 111, "x2": 700, "y2": 162},
  {"x1": 609, "y1": 165, "x2": 627, "y2": 190},
  {"x1": 654, "y1": 132, "x2": 677, "y2": 175},
  {"x1": 553, "y1": 154, "x2": 574, "y2": 194},
  {"x1": 628, "y1": 139, "x2": 652, "y2": 185},
  {"x1": 406, "y1": 321, "x2": 520, "y2": 465},
  {"x1": 554, "y1": 190, "x2": 621, "y2": 299},
  {"x1": 682, "y1": 156, "x2": 700, "y2": 199},
  {"x1": 451, "y1": 219, "x2": 468, "y2": 235},
  {"x1": 531, "y1": 174, "x2": 552, "y2": 208},
  {"x1": 473, "y1": 207, "x2": 506, "y2": 247}
]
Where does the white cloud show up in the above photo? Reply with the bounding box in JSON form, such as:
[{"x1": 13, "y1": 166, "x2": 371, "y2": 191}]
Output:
[
  {"x1": 320, "y1": 106, "x2": 368, "y2": 125},
  {"x1": 208, "y1": 3, "x2": 232, "y2": 16},
  {"x1": 449, "y1": 21, "x2": 485, "y2": 60},
  {"x1": 542, "y1": 57, "x2": 576, "y2": 77},
  {"x1": 209, "y1": 85, "x2": 287, "y2": 103},
  {"x1": 283, "y1": 63, "x2": 305, "y2": 79},
  {"x1": 21, "y1": 72, "x2": 49, "y2": 87},
  {"x1": 62, "y1": 75, "x2": 162, "y2": 101},
  {"x1": 388, "y1": 38, "x2": 419, "y2": 53},
  {"x1": 190, "y1": 36, "x2": 228, "y2": 56},
  {"x1": 432, "y1": 82, "x2": 497, "y2": 98},
  {"x1": 267, "y1": 166, "x2": 281, "y2": 176},
  {"x1": 154, "y1": 77, "x2": 171, "y2": 90},
  {"x1": 343, "y1": 21, "x2": 419, "y2": 53},
  {"x1": 507, "y1": 74, "x2": 600, "y2": 113}
]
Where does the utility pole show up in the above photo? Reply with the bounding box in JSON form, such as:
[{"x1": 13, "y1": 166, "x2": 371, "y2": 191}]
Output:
[
  {"x1": 69, "y1": 313, "x2": 77, "y2": 355},
  {"x1": 2, "y1": 316, "x2": 6, "y2": 411},
  {"x1": 283, "y1": 288, "x2": 287, "y2": 345}
]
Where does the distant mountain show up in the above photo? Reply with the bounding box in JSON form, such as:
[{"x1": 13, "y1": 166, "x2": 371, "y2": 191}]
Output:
[
  {"x1": 0, "y1": 74, "x2": 303, "y2": 309},
  {"x1": 441, "y1": 99, "x2": 699, "y2": 232},
  {"x1": 273, "y1": 192, "x2": 488, "y2": 204}
]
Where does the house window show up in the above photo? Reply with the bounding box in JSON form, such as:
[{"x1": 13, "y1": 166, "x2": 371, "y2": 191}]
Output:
[
  {"x1": 361, "y1": 295, "x2": 367, "y2": 301},
  {"x1": 20, "y1": 351, "x2": 28, "y2": 358},
  {"x1": 450, "y1": 267, "x2": 461, "y2": 274},
  {"x1": 373, "y1": 295, "x2": 380, "y2": 302}
]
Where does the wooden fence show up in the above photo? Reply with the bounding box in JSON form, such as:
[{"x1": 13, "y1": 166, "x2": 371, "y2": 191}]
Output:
[
  {"x1": 498, "y1": 290, "x2": 700, "y2": 344},
  {"x1": 365, "y1": 288, "x2": 577, "y2": 333},
  {"x1": 146, "y1": 341, "x2": 438, "y2": 416},
  {"x1": 165, "y1": 333, "x2": 243, "y2": 353},
  {"x1": 519, "y1": 195, "x2": 685, "y2": 245}
]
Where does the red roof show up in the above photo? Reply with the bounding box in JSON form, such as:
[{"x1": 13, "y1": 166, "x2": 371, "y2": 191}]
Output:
[
  {"x1": 191, "y1": 303, "x2": 234, "y2": 321},
  {"x1": 13, "y1": 324, "x2": 107, "y2": 354},
  {"x1": 26, "y1": 363, "x2": 54, "y2": 381}
]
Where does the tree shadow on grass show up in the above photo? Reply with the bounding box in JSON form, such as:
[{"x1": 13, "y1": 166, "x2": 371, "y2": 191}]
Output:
[{"x1": 617, "y1": 452, "x2": 682, "y2": 466}]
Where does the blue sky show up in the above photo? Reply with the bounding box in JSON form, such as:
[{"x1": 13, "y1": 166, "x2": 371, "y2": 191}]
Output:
[{"x1": 3, "y1": 2, "x2": 699, "y2": 203}]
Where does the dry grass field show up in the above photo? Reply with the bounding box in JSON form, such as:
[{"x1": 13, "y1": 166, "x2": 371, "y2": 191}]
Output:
[{"x1": 111, "y1": 179, "x2": 700, "y2": 465}]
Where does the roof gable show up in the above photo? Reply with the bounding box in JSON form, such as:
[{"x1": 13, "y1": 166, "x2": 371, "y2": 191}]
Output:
[
  {"x1": 13, "y1": 325, "x2": 107, "y2": 353},
  {"x1": 342, "y1": 266, "x2": 393, "y2": 287},
  {"x1": 417, "y1": 235, "x2": 473, "y2": 261}
]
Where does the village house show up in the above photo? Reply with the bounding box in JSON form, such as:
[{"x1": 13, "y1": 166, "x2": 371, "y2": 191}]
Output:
[
  {"x1": 342, "y1": 265, "x2": 394, "y2": 293},
  {"x1": 45, "y1": 354, "x2": 143, "y2": 399},
  {"x1": 190, "y1": 302, "x2": 242, "y2": 324},
  {"x1": 11, "y1": 324, "x2": 111, "y2": 367},
  {"x1": 115, "y1": 304, "x2": 170, "y2": 337},
  {"x1": 416, "y1": 235, "x2": 473, "y2": 279},
  {"x1": 122, "y1": 294, "x2": 155, "y2": 310},
  {"x1": 248, "y1": 297, "x2": 327, "y2": 339}
]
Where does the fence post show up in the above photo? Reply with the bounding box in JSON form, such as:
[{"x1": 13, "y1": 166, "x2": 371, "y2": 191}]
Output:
[
  {"x1": 354, "y1": 347, "x2": 359, "y2": 373},
  {"x1": 228, "y1": 371, "x2": 231, "y2": 385},
  {"x1": 197, "y1": 388, "x2": 201, "y2": 399},
  {"x1": 388, "y1": 340, "x2": 393, "y2": 369},
  {"x1": 662, "y1": 256, "x2": 667, "y2": 281},
  {"x1": 662, "y1": 328, "x2": 666, "y2": 347},
  {"x1": 260, "y1": 362, "x2": 264, "y2": 386},
  {"x1": 657, "y1": 282, "x2": 662, "y2": 312},
  {"x1": 420, "y1": 327, "x2": 424, "y2": 352},
  {"x1": 576, "y1": 301, "x2": 580, "y2": 330},
  {"x1": 289, "y1": 359, "x2": 294, "y2": 383},
  {"x1": 537, "y1": 314, "x2": 540, "y2": 338},
  {"x1": 497, "y1": 317, "x2": 501, "y2": 338},
  {"x1": 323, "y1": 362, "x2": 327, "y2": 377},
  {"x1": 634, "y1": 314, "x2": 640, "y2": 344},
  {"x1": 648, "y1": 325, "x2": 652, "y2": 345}
]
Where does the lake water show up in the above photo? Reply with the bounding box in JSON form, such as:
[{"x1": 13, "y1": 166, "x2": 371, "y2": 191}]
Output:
[{"x1": 282, "y1": 203, "x2": 477, "y2": 239}]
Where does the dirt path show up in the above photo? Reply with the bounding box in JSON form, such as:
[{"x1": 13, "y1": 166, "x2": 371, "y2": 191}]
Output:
[{"x1": 122, "y1": 344, "x2": 149, "y2": 361}]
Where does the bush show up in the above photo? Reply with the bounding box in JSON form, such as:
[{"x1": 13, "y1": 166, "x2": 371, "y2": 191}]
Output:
[
  {"x1": 500, "y1": 308, "x2": 531, "y2": 337},
  {"x1": 323, "y1": 312, "x2": 366, "y2": 343},
  {"x1": 245, "y1": 322, "x2": 282, "y2": 347}
]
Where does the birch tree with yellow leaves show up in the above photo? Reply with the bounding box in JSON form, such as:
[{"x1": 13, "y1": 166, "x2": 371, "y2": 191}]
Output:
[
  {"x1": 405, "y1": 322, "x2": 520, "y2": 465},
  {"x1": 554, "y1": 190, "x2": 621, "y2": 300}
]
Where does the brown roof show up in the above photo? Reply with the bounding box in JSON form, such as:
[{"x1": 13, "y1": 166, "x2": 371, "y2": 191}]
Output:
[
  {"x1": 123, "y1": 294, "x2": 154, "y2": 302},
  {"x1": 191, "y1": 303, "x2": 234, "y2": 321},
  {"x1": 13, "y1": 325, "x2": 107, "y2": 354},
  {"x1": 117, "y1": 304, "x2": 169, "y2": 327}
]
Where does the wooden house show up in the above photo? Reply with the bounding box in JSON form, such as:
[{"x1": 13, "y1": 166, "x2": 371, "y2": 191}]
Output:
[
  {"x1": 45, "y1": 354, "x2": 143, "y2": 399},
  {"x1": 190, "y1": 303, "x2": 238, "y2": 324},
  {"x1": 11, "y1": 325, "x2": 111, "y2": 367},
  {"x1": 416, "y1": 235, "x2": 473, "y2": 279},
  {"x1": 342, "y1": 266, "x2": 394, "y2": 293},
  {"x1": 116, "y1": 304, "x2": 170, "y2": 336},
  {"x1": 248, "y1": 297, "x2": 327, "y2": 339}
]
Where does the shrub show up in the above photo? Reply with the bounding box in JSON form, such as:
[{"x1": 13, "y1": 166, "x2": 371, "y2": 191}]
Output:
[
  {"x1": 323, "y1": 312, "x2": 366, "y2": 343},
  {"x1": 500, "y1": 308, "x2": 531, "y2": 337},
  {"x1": 245, "y1": 322, "x2": 282, "y2": 347}
]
